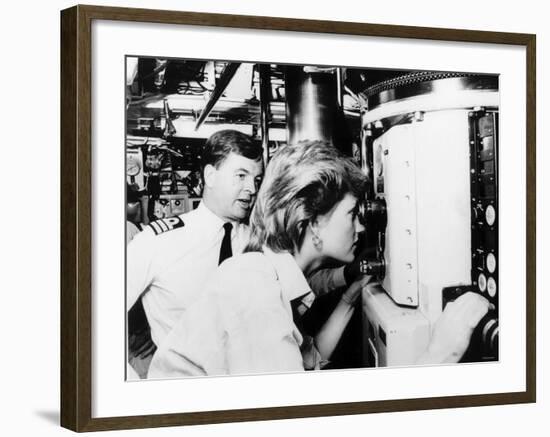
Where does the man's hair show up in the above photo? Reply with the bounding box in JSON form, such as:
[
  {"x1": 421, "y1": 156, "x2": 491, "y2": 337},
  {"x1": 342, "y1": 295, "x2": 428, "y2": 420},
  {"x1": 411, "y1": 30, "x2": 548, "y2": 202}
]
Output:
[
  {"x1": 200, "y1": 130, "x2": 263, "y2": 175},
  {"x1": 245, "y1": 141, "x2": 368, "y2": 254}
]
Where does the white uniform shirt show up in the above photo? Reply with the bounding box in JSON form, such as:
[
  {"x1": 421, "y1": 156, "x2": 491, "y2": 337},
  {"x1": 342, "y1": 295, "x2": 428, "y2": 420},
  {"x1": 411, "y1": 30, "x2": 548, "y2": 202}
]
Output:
[
  {"x1": 126, "y1": 221, "x2": 141, "y2": 245},
  {"x1": 126, "y1": 202, "x2": 249, "y2": 347},
  {"x1": 148, "y1": 248, "x2": 323, "y2": 379}
]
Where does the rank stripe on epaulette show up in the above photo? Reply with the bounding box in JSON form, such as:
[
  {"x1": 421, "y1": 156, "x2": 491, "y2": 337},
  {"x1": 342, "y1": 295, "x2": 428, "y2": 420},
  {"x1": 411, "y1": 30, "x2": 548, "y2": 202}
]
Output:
[
  {"x1": 158, "y1": 220, "x2": 169, "y2": 232},
  {"x1": 149, "y1": 221, "x2": 162, "y2": 235},
  {"x1": 148, "y1": 217, "x2": 185, "y2": 235}
]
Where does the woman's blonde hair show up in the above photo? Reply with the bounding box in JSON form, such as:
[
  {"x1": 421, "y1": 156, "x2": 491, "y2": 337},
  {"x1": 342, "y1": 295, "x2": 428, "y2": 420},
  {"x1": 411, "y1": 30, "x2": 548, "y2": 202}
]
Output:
[{"x1": 246, "y1": 141, "x2": 367, "y2": 253}]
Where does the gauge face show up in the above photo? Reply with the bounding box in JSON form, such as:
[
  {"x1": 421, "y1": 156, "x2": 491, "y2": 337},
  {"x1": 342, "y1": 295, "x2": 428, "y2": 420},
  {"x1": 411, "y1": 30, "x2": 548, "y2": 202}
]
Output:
[
  {"x1": 478, "y1": 273, "x2": 487, "y2": 293},
  {"x1": 486, "y1": 253, "x2": 497, "y2": 273},
  {"x1": 487, "y1": 277, "x2": 497, "y2": 298},
  {"x1": 485, "y1": 205, "x2": 496, "y2": 226},
  {"x1": 126, "y1": 160, "x2": 141, "y2": 176}
]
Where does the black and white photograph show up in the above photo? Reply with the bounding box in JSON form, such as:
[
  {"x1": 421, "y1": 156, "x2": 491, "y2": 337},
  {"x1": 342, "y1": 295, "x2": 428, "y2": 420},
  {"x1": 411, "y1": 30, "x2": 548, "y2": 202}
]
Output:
[
  {"x1": 3, "y1": 0, "x2": 546, "y2": 433},
  {"x1": 125, "y1": 57, "x2": 499, "y2": 381}
]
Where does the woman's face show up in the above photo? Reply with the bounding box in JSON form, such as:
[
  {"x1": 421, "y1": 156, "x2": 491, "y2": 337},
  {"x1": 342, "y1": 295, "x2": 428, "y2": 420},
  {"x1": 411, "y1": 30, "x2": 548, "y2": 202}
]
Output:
[{"x1": 316, "y1": 193, "x2": 365, "y2": 263}]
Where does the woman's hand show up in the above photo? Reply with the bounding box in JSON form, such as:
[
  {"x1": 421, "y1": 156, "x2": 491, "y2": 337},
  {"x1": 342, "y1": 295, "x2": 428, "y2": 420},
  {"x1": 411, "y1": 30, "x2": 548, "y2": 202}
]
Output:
[
  {"x1": 341, "y1": 275, "x2": 372, "y2": 305},
  {"x1": 417, "y1": 292, "x2": 493, "y2": 364}
]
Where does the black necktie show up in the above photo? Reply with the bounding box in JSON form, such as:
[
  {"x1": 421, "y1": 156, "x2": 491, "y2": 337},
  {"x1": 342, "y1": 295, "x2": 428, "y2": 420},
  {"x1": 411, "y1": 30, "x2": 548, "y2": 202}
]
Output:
[{"x1": 218, "y1": 222, "x2": 233, "y2": 265}]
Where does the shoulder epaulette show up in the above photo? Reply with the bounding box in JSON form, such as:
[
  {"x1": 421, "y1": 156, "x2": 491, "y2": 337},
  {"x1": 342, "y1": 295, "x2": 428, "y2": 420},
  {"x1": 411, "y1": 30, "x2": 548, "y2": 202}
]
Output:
[{"x1": 147, "y1": 216, "x2": 185, "y2": 235}]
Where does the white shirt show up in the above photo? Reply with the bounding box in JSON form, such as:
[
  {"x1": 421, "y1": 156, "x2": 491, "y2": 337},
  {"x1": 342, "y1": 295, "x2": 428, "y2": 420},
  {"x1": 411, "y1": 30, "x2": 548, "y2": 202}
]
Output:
[
  {"x1": 126, "y1": 221, "x2": 141, "y2": 245},
  {"x1": 148, "y1": 248, "x2": 322, "y2": 379},
  {"x1": 126, "y1": 202, "x2": 249, "y2": 347}
]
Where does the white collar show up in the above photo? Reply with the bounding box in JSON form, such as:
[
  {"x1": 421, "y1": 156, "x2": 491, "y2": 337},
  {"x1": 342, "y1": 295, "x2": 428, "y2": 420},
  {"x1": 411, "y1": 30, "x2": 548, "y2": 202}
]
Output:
[
  {"x1": 195, "y1": 201, "x2": 244, "y2": 232},
  {"x1": 195, "y1": 201, "x2": 228, "y2": 230},
  {"x1": 262, "y1": 247, "x2": 311, "y2": 303}
]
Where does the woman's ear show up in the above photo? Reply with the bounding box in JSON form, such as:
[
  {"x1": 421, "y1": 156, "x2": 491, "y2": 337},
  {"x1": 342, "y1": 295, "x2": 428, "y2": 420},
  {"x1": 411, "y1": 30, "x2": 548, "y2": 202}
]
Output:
[
  {"x1": 308, "y1": 217, "x2": 321, "y2": 237},
  {"x1": 203, "y1": 164, "x2": 217, "y2": 188},
  {"x1": 308, "y1": 218, "x2": 324, "y2": 251}
]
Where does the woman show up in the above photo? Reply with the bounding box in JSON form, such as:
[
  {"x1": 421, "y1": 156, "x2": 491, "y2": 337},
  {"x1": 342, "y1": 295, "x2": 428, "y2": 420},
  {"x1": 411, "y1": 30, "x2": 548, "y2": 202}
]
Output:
[{"x1": 148, "y1": 141, "x2": 490, "y2": 378}]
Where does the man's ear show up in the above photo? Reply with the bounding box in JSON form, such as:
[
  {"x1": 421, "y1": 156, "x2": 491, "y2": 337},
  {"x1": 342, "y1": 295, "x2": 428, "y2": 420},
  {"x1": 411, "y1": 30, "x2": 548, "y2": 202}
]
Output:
[{"x1": 203, "y1": 164, "x2": 217, "y2": 188}]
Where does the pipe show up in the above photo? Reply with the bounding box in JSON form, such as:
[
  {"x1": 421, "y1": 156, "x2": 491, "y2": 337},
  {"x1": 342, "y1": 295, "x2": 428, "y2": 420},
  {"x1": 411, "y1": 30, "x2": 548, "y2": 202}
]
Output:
[
  {"x1": 195, "y1": 62, "x2": 241, "y2": 130},
  {"x1": 259, "y1": 64, "x2": 271, "y2": 165},
  {"x1": 284, "y1": 66, "x2": 338, "y2": 145}
]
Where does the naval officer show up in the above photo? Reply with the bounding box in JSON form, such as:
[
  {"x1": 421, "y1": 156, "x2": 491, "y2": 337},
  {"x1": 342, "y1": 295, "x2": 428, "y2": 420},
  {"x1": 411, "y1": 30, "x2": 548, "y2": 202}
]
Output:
[{"x1": 127, "y1": 130, "x2": 264, "y2": 352}]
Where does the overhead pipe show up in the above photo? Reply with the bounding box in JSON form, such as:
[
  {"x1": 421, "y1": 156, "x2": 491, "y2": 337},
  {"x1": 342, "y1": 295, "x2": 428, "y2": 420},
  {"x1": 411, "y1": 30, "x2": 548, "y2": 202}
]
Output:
[
  {"x1": 336, "y1": 67, "x2": 344, "y2": 109},
  {"x1": 195, "y1": 62, "x2": 241, "y2": 130},
  {"x1": 284, "y1": 66, "x2": 339, "y2": 146},
  {"x1": 259, "y1": 64, "x2": 271, "y2": 164},
  {"x1": 162, "y1": 99, "x2": 176, "y2": 137}
]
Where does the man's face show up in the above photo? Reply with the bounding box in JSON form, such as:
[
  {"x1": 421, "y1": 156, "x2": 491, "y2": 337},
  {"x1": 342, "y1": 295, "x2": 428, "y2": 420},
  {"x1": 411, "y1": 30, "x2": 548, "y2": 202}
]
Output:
[{"x1": 204, "y1": 152, "x2": 264, "y2": 222}]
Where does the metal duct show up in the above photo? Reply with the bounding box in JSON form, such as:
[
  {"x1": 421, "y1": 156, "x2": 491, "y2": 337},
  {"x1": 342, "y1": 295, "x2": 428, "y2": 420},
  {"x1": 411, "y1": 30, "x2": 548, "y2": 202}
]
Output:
[{"x1": 284, "y1": 66, "x2": 339, "y2": 145}]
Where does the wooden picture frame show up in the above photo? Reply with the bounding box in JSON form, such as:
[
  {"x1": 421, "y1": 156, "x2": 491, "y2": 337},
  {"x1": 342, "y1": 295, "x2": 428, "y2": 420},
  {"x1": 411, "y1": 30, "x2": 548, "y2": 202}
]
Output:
[{"x1": 60, "y1": 4, "x2": 536, "y2": 432}]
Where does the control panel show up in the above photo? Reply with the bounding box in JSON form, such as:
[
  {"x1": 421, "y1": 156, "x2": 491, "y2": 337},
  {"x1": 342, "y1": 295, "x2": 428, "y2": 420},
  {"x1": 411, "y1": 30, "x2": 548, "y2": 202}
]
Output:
[
  {"x1": 442, "y1": 110, "x2": 499, "y2": 362},
  {"x1": 470, "y1": 110, "x2": 499, "y2": 309}
]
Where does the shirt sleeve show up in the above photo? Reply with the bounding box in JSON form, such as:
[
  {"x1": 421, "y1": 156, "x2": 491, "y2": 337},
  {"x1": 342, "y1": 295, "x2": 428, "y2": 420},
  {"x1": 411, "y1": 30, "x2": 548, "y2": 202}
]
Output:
[
  {"x1": 300, "y1": 335, "x2": 330, "y2": 370},
  {"x1": 307, "y1": 266, "x2": 347, "y2": 296},
  {"x1": 126, "y1": 221, "x2": 141, "y2": 245},
  {"x1": 126, "y1": 230, "x2": 157, "y2": 309},
  {"x1": 148, "y1": 292, "x2": 227, "y2": 378},
  {"x1": 218, "y1": 266, "x2": 306, "y2": 375}
]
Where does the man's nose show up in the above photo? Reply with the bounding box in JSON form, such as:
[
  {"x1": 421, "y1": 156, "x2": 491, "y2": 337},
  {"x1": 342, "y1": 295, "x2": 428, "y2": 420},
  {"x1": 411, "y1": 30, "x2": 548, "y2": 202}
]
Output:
[{"x1": 243, "y1": 176, "x2": 256, "y2": 194}]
